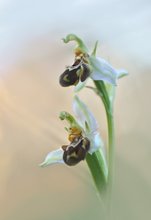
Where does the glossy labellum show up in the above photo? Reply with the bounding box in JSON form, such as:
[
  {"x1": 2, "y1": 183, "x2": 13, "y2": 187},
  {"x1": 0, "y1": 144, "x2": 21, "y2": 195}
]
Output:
[
  {"x1": 59, "y1": 59, "x2": 91, "y2": 87},
  {"x1": 62, "y1": 136, "x2": 90, "y2": 166}
]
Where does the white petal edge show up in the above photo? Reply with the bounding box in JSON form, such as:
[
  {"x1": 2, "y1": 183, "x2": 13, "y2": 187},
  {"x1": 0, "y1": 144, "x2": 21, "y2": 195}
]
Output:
[
  {"x1": 88, "y1": 132, "x2": 108, "y2": 179},
  {"x1": 116, "y1": 69, "x2": 128, "y2": 79},
  {"x1": 90, "y1": 56, "x2": 118, "y2": 85},
  {"x1": 73, "y1": 96, "x2": 106, "y2": 156},
  {"x1": 39, "y1": 148, "x2": 64, "y2": 167},
  {"x1": 73, "y1": 96, "x2": 98, "y2": 134},
  {"x1": 88, "y1": 132, "x2": 104, "y2": 154}
]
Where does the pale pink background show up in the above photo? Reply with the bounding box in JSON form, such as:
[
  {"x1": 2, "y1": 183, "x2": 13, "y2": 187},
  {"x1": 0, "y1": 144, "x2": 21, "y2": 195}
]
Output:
[{"x1": 0, "y1": 1, "x2": 151, "y2": 219}]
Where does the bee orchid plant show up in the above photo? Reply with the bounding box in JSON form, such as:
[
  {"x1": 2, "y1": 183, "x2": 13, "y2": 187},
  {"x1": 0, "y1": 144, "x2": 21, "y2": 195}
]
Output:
[{"x1": 40, "y1": 34, "x2": 128, "y2": 197}]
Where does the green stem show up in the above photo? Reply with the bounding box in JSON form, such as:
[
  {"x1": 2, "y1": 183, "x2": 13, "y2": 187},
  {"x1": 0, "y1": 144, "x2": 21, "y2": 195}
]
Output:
[
  {"x1": 106, "y1": 103, "x2": 115, "y2": 220},
  {"x1": 86, "y1": 80, "x2": 115, "y2": 220},
  {"x1": 94, "y1": 81, "x2": 115, "y2": 194},
  {"x1": 94, "y1": 81, "x2": 115, "y2": 220},
  {"x1": 106, "y1": 109, "x2": 114, "y2": 192},
  {"x1": 84, "y1": 80, "x2": 115, "y2": 207}
]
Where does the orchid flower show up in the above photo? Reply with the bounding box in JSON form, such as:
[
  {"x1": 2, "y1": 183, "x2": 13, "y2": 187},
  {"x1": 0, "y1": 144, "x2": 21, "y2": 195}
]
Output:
[
  {"x1": 39, "y1": 33, "x2": 128, "y2": 201},
  {"x1": 59, "y1": 34, "x2": 128, "y2": 89},
  {"x1": 40, "y1": 96, "x2": 108, "y2": 181}
]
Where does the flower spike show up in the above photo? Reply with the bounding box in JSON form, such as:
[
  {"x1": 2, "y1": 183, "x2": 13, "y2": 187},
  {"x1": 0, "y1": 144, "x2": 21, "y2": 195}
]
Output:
[{"x1": 40, "y1": 33, "x2": 128, "y2": 197}]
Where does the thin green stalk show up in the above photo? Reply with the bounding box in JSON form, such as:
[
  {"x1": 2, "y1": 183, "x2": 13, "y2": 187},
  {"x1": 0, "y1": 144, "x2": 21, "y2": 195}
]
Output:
[
  {"x1": 83, "y1": 80, "x2": 115, "y2": 207},
  {"x1": 86, "y1": 80, "x2": 115, "y2": 220},
  {"x1": 106, "y1": 107, "x2": 115, "y2": 220},
  {"x1": 106, "y1": 110, "x2": 115, "y2": 192},
  {"x1": 94, "y1": 80, "x2": 115, "y2": 193},
  {"x1": 94, "y1": 81, "x2": 115, "y2": 220}
]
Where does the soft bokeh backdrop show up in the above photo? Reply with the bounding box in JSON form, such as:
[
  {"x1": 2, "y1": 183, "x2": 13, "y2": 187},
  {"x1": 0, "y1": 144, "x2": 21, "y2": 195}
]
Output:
[{"x1": 0, "y1": 0, "x2": 151, "y2": 220}]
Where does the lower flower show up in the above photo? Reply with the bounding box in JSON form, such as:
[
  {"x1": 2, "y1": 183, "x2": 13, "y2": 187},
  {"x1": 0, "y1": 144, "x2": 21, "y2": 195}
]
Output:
[{"x1": 40, "y1": 96, "x2": 107, "y2": 169}]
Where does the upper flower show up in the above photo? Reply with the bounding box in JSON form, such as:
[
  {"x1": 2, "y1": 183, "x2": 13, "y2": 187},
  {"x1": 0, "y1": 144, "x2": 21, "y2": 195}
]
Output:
[{"x1": 59, "y1": 34, "x2": 128, "y2": 88}]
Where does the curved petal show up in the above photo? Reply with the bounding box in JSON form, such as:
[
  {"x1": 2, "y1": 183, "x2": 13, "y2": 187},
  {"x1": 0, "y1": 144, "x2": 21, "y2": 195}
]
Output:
[
  {"x1": 59, "y1": 111, "x2": 82, "y2": 132},
  {"x1": 39, "y1": 148, "x2": 64, "y2": 167},
  {"x1": 73, "y1": 96, "x2": 107, "y2": 173},
  {"x1": 63, "y1": 34, "x2": 88, "y2": 53},
  {"x1": 73, "y1": 95, "x2": 98, "y2": 134},
  {"x1": 87, "y1": 132, "x2": 103, "y2": 153},
  {"x1": 116, "y1": 69, "x2": 128, "y2": 79},
  {"x1": 89, "y1": 56, "x2": 118, "y2": 85}
]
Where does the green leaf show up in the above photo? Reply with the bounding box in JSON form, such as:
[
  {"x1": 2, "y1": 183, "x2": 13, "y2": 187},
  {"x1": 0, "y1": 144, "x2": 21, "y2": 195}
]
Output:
[
  {"x1": 86, "y1": 149, "x2": 108, "y2": 194},
  {"x1": 91, "y1": 40, "x2": 99, "y2": 56}
]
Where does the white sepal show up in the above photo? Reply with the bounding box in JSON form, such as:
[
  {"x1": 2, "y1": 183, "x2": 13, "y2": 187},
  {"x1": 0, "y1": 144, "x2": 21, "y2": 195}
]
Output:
[
  {"x1": 116, "y1": 69, "x2": 128, "y2": 79},
  {"x1": 73, "y1": 95, "x2": 98, "y2": 134},
  {"x1": 73, "y1": 96, "x2": 105, "y2": 155},
  {"x1": 90, "y1": 56, "x2": 119, "y2": 85},
  {"x1": 40, "y1": 148, "x2": 64, "y2": 167}
]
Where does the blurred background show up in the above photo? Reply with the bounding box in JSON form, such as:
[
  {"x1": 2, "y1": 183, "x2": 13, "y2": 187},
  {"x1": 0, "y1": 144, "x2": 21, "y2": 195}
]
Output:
[{"x1": 0, "y1": 0, "x2": 151, "y2": 219}]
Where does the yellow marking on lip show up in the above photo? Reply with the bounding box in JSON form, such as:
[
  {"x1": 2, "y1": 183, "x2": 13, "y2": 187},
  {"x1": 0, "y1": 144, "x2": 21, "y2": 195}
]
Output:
[
  {"x1": 63, "y1": 75, "x2": 70, "y2": 82},
  {"x1": 67, "y1": 152, "x2": 78, "y2": 160}
]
